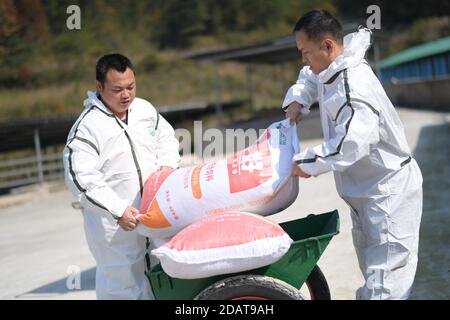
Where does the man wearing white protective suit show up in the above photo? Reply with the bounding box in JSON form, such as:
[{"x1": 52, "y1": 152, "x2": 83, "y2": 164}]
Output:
[
  {"x1": 63, "y1": 54, "x2": 180, "y2": 299},
  {"x1": 284, "y1": 10, "x2": 423, "y2": 299}
]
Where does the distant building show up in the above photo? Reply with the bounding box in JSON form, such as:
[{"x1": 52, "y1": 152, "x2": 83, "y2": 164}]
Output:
[
  {"x1": 378, "y1": 36, "x2": 450, "y2": 111},
  {"x1": 379, "y1": 36, "x2": 450, "y2": 82}
]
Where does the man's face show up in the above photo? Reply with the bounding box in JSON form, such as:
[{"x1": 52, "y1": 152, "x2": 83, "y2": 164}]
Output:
[
  {"x1": 96, "y1": 67, "x2": 136, "y2": 116},
  {"x1": 295, "y1": 30, "x2": 335, "y2": 75}
]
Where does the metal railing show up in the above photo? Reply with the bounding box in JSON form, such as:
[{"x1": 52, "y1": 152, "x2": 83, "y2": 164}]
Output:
[{"x1": 0, "y1": 152, "x2": 64, "y2": 190}]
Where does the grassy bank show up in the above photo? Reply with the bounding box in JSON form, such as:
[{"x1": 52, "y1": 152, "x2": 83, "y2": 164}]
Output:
[{"x1": 0, "y1": 57, "x2": 299, "y2": 120}]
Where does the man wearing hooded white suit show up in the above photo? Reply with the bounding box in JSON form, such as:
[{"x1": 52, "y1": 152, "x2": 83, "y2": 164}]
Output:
[
  {"x1": 63, "y1": 54, "x2": 180, "y2": 299},
  {"x1": 284, "y1": 10, "x2": 423, "y2": 299}
]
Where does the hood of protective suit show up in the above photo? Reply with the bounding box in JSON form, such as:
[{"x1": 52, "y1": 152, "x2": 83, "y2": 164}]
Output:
[
  {"x1": 83, "y1": 91, "x2": 114, "y2": 114},
  {"x1": 318, "y1": 27, "x2": 372, "y2": 83}
]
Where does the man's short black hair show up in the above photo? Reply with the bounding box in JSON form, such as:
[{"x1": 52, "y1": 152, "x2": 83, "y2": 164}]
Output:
[
  {"x1": 96, "y1": 53, "x2": 135, "y2": 86},
  {"x1": 293, "y1": 9, "x2": 343, "y2": 44}
]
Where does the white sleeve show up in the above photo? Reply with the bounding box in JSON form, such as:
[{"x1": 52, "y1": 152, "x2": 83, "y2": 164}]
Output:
[
  {"x1": 293, "y1": 100, "x2": 380, "y2": 176},
  {"x1": 155, "y1": 114, "x2": 181, "y2": 169},
  {"x1": 282, "y1": 66, "x2": 319, "y2": 111},
  {"x1": 63, "y1": 125, "x2": 129, "y2": 219}
]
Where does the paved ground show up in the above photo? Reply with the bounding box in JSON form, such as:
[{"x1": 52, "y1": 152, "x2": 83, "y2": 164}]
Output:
[{"x1": 0, "y1": 107, "x2": 448, "y2": 300}]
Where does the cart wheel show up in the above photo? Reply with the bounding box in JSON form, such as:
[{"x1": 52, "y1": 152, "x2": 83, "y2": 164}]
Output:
[
  {"x1": 195, "y1": 275, "x2": 304, "y2": 300},
  {"x1": 300, "y1": 265, "x2": 331, "y2": 300}
]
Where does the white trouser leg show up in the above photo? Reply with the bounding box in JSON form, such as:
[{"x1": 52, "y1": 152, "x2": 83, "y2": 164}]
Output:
[
  {"x1": 349, "y1": 184, "x2": 422, "y2": 300},
  {"x1": 347, "y1": 161, "x2": 423, "y2": 299},
  {"x1": 82, "y1": 212, "x2": 154, "y2": 300}
]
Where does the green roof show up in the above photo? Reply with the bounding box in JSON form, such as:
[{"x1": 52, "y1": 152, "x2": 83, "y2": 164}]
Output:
[{"x1": 379, "y1": 36, "x2": 450, "y2": 69}]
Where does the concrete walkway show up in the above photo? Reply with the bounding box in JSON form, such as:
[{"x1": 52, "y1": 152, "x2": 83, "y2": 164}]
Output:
[{"x1": 0, "y1": 107, "x2": 448, "y2": 299}]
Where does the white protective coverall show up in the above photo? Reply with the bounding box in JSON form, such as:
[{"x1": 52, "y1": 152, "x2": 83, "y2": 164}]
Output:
[
  {"x1": 282, "y1": 28, "x2": 423, "y2": 299},
  {"x1": 63, "y1": 91, "x2": 180, "y2": 299}
]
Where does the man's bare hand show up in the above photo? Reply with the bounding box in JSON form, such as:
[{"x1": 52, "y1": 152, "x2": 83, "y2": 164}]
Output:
[
  {"x1": 291, "y1": 163, "x2": 311, "y2": 178},
  {"x1": 117, "y1": 206, "x2": 139, "y2": 231},
  {"x1": 286, "y1": 101, "x2": 303, "y2": 124}
]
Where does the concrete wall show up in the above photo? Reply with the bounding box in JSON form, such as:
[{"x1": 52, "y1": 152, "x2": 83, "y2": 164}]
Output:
[{"x1": 383, "y1": 77, "x2": 450, "y2": 111}]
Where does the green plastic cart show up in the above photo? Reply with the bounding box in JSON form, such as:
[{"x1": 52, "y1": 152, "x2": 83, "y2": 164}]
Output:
[{"x1": 146, "y1": 209, "x2": 340, "y2": 300}]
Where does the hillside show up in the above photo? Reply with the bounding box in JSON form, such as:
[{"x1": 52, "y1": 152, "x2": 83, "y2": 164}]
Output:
[{"x1": 0, "y1": 0, "x2": 448, "y2": 120}]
